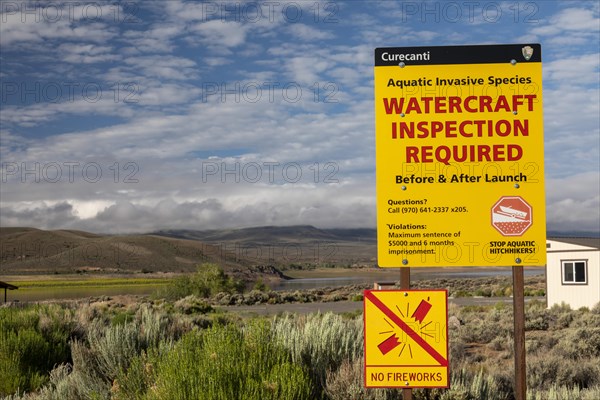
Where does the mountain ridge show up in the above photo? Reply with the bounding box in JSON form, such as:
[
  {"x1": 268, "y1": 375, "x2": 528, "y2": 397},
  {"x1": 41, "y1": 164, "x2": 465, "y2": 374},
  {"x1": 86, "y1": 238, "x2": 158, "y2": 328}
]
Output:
[{"x1": 150, "y1": 225, "x2": 377, "y2": 244}]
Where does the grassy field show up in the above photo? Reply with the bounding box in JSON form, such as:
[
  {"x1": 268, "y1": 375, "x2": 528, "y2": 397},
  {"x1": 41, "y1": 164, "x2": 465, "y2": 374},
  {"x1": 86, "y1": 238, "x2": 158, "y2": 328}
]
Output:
[
  {"x1": 1, "y1": 275, "x2": 174, "y2": 303},
  {"x1": 9, "y1": 277, "x2": 173, "y2": 288}
]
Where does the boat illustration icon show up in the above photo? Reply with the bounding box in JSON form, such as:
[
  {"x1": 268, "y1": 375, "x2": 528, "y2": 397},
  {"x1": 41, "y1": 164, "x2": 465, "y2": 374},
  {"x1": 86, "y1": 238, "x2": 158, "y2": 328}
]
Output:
[
  {"x1": 492, "y1": 197, "x2": 533, "y2": 236},
  {"x1": 497, "y1": 206, "x2": 528, "y2": 220}
]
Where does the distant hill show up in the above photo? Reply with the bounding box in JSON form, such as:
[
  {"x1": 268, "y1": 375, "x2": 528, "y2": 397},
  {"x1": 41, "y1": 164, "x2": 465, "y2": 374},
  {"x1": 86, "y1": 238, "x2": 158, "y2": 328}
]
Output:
[
  {"x1": 151, "y1": 225, "x2": 378, "y2": 266},
  {"x1": 547, "y1": 230, "x2": 600, "y2": 238},
  {"x1": 152, "y1": 225, "x2": 376, "y2": 244},
  {"x1": 0, "y1": 227, "x2": 283, "y2": 279}
]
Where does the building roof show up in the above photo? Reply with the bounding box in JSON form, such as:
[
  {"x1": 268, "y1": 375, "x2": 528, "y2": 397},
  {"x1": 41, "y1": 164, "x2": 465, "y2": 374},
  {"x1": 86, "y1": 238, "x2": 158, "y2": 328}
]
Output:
[
  {"x1": 0, "y1": 281, "x2": 18, "y2": 290},
  {"x1": 548, "y1": 237, "x2": 600, "y2": 250}
]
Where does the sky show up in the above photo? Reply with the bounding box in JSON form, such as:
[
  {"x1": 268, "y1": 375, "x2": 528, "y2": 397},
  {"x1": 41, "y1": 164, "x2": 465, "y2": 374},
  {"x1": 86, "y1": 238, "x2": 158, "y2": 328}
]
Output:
[{"x1": 1, "y1": 0, "x2": 599, "y2": 234}]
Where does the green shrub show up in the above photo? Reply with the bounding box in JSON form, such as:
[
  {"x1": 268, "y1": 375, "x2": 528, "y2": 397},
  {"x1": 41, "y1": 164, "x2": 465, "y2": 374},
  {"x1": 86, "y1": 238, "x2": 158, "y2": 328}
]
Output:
[
  {"x1": 253, "y1": 279, "x2": 269, "y2": 292},
  {"x1": 272, "y1": 313, "x2": 363, "y2": 397},
  {"x1": 436, "y1": 368, "x2": 504, "y2": 400},
  {"x1": 148, "y1": 322, "x2": 313, "y2": 400},
  {"x1": 525, "y1": 302, "x2": 550, "y2": 331},
  {"x1": 325, "y1": 357, "x2": 401, "y2": 400},
  {"x1": 554, "y1": 327, "x2": 600, "y2": 359},
  {"x1": 0, "y1": 349, "x2": 27, "y2": 396},
  {"x1": 86, "y1": 321, "x2": 142, "y2": 381},
  {"x1": 173, "y1": 295, "x2": 213, "y2": 314},
  {"x1": 0, "y1": 305, "x2": 75, "y2": 396},
  {"x1": 111, "y1": 310, "x2": 135, "y2": 326},
  {"x1": 155, "y1": 263, "x2": 243, "y2": 300},
  {"x1": 112, "y1": 350, "x2": 157, "y2": 400}
]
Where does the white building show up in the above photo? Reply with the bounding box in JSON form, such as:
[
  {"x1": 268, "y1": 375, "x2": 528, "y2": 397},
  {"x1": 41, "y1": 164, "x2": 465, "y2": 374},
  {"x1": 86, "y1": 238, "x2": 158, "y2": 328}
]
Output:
[{"x1": 546, "y1": 237, "x2": 600, "y2": 309}]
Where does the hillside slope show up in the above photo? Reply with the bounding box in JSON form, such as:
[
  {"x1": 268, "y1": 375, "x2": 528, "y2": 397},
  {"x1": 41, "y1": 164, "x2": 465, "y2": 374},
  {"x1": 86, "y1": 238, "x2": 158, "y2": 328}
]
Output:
[
  {"x1": 152, "y1": 225, "x2": 377, "y2": 266},
  {"x1": 0, "y1": 227, "x2": 281, "y2": 279}
]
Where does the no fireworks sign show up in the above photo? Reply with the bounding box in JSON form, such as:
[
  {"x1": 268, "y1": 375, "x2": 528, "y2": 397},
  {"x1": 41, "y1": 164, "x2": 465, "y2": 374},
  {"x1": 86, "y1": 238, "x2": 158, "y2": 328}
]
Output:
[
  {"x1": 364, "y1": 290, "x2": 449, "y2": 388},
  {"x1": 374, "y1": 44, "x2": 547, "y2": 267}
]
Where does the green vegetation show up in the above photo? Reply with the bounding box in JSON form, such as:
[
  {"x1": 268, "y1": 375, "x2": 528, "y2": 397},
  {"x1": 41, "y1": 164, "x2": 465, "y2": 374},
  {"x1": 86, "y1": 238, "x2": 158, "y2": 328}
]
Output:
[
  {"x1": 145, "y1": 321, "x2": 313, "y2": 400},
  {"x1": 2, "y1": 285, "x2": 599, "y2": 399},
  {"x1": 0, "y1": 305, "x2": 76, "y2": 395},
  {"x1": 154, "y1": 263, "x2": 244, "y2": 300}
]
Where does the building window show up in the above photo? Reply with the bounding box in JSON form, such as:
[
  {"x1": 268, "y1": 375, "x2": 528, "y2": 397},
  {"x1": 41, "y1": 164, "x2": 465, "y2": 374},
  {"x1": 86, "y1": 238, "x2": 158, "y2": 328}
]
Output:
[{"x1": 562, "y1": 260, "x2": 587, "y2": 284}]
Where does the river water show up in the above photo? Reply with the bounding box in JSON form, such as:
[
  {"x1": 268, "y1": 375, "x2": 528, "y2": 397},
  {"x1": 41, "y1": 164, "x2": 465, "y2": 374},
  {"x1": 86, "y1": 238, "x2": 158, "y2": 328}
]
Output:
[{"x1": 272, "y1": 268, "x2": 543, "y2": 291}]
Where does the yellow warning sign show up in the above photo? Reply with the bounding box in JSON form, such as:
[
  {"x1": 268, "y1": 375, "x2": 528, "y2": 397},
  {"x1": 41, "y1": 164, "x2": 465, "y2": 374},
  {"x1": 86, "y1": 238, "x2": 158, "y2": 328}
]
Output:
[
  {"x1": 364, "y1": 290, "x2": 448, "y2": 388},
  {"x1": 374, "y1": 44, "x2": 546, "y2": 267}
]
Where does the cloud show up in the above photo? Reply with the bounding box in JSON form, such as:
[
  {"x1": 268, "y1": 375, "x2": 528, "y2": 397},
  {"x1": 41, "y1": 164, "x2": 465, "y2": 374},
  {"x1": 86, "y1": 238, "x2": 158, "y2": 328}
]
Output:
[
  {"x1": 543, "y1": 53, "x2": 600, "y2": 87},
  {"x1": 204, "y1": 57, "x2": 232, "y2": 67},
  {"x1": 0, "y1": 201, "x2": 79, "y2": 228},
  {"x1": 123, "y1": 55, "x2": 198, "y2": 80},
  {"x1": 0, "y1": 12, "x2": 116, "y2": 47},
  {"x1": 546, "y1": 172, "x2": 600, "y2": 232},
  {"x1": 283, "y1": 55, "x2": 334, "y2": 86},
  {"x1": 531, "y1": 7, "x2": 599, "y2": 36},
  {"x1": 0, "y1": 182, "x2": 376, "y2": 233},
  {"x1": 286, "y1": 23, "x2": 334, "y2": 40},
  {"x1": 120, "y1": 24, "x2": 184, "y2": 54},
  {"x1": 544, "y1": 86, "x2": 599, "y2": 177},
  {"x1": 0, "y1": 129, "x2": 32, "y2": 156},
  {"x1": 526, "y1": 5, "x2": 599, "y2": 51},
  {"x1": 136, "y1": 82, "x2": 201, "y2": 106},
  {"x1": 57, "y1": 43, "x2": 120, "y2": 64},
  {"x1": 191, "y1": 20, "x2": 248, "y2": 47},
  {"x1": 0, "y1": 95, "x2": 137, "y2": 127}
]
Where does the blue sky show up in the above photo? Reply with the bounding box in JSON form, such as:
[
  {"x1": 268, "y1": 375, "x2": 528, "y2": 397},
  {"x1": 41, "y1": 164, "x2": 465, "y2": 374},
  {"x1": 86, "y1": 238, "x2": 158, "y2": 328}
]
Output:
[{"x1": 1, "y1": 0, "x2": 599, "y2": 233}]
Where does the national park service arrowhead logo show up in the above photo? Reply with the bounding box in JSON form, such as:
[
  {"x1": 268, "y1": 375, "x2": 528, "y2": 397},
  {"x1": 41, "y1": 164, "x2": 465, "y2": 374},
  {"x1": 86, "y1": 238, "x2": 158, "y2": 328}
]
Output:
[{"x1": 522, "y1": 46, "x2": 534, "y2": 61}]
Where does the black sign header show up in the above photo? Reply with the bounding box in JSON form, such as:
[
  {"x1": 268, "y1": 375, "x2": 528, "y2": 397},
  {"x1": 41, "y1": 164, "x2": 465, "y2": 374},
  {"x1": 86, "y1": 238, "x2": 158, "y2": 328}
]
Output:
[{"x1": 375, "y1": 44, "x2": 541, "y2": 66}]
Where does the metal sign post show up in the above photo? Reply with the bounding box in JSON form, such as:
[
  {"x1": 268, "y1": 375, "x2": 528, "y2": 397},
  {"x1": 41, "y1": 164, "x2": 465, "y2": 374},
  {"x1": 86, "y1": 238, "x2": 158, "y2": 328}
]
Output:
[
  {"x1": 513, "y1": 266, "x2": 526, "y2": 400},
  {"x1": 400, "y1": 267, "x2": 412, "y2": 400}
]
